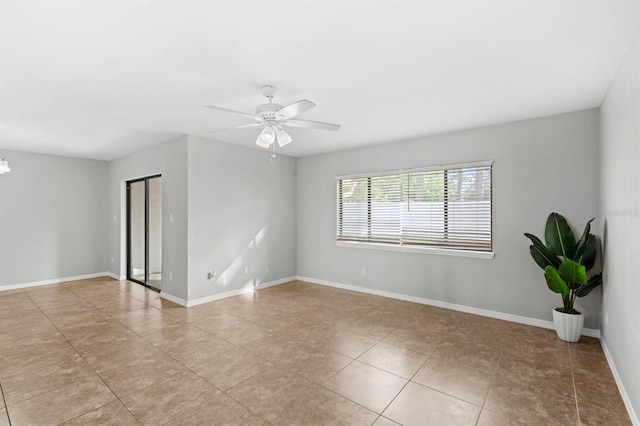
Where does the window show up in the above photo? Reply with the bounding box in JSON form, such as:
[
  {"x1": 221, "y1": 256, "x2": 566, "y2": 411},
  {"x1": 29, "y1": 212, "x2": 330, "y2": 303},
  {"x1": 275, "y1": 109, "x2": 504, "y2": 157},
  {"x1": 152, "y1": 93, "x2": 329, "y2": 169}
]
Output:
[{"x1": 336, "y1": 161, "x2": 492, "y2": 253}]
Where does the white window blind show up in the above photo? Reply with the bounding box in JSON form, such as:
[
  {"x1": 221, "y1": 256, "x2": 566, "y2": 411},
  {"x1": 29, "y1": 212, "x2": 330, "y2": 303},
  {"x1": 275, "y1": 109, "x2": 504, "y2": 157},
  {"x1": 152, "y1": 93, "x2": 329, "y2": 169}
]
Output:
[{"x1": 336, "y1": 162, "x2": 492, "y2": 252}]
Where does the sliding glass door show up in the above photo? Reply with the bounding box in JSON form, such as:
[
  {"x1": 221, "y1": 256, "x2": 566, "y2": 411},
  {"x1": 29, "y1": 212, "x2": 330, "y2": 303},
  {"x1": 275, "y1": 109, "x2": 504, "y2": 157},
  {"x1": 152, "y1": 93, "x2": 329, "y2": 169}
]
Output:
[{"x1": 127, "y1": 175, "x2": 162, "y2": 290}]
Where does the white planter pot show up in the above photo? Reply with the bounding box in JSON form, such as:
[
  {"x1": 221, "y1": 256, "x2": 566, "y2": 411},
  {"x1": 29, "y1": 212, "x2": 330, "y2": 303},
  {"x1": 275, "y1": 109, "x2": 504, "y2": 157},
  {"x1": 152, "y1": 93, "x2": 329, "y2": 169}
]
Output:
[{"x1": 552, "y1": 309, "x2": 584, "y2": 342}]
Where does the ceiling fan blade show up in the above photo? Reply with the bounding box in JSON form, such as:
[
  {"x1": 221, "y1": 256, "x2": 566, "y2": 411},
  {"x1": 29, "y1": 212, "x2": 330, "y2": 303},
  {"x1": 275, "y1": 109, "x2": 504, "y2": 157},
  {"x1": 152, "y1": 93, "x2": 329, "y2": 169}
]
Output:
[
  {"x1": 275, "y1": 126, "x2": 292, "y2": 147},
  {"x1": 203, "y1": 105, "x2": 261, "y2": 121},
  {"x1": 209, "y1": 122, "x2": 262, "y2": 133},
  {"x1": 276, "y1": 100, "x2": 316, "y2": 120},
  {"x1": 281, "y1": 119, "x2": 340, "y2": 131}
]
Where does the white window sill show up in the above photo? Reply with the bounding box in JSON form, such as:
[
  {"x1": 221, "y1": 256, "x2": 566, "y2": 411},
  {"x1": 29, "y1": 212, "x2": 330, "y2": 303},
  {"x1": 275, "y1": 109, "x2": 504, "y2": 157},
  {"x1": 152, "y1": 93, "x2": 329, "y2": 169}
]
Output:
[{"x1": 336, "y1": 241, "x2": 495, "y2": 259}]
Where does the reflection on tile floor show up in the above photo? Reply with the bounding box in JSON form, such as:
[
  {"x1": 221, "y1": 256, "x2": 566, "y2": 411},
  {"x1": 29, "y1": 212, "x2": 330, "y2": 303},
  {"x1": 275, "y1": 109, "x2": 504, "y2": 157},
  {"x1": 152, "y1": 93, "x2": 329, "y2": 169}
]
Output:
[{"x1": 0, "y1": 278, "x2": 631, "y2": 425}]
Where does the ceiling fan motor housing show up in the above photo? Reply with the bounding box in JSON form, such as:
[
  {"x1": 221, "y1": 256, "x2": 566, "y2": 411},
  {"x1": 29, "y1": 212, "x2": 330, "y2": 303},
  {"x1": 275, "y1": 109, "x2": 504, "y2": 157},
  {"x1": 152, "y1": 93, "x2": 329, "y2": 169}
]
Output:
[{"x1": 255, "y1": 102, "x2": 284, "y2": 120}]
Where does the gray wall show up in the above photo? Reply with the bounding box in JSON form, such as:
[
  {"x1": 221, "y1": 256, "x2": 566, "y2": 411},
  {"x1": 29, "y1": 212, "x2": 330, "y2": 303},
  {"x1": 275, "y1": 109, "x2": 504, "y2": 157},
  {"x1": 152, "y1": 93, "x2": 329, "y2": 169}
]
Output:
[
  {"x1": 107, "y1": 134, "x2": 296, "y2": 302},
  {"x1": 296, "y1": 109, "x2": 601, "y2": 328},
  {"x1": 186, "y1": 135, "x2": 297, "y2": 301},
  {"x1": 599, "y1": 28, "x2": 640, "y2": 418},
  {"x1": 148, "y1": 177, "x2": 162, "y2": 274},
  {"x1": 0, "y1": 149, "x2": 109, "y2": 287},
  {"x1": 108, "y1": 135, "x2": 188, "y2": 300}
]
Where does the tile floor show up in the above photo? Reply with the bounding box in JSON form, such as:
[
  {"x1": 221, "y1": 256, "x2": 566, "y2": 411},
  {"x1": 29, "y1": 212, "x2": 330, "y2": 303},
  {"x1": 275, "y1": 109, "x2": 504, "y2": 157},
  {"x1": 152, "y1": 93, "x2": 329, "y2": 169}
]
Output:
[{"x1": 0, "y1": 278, "x2": 630, "y2": 425}]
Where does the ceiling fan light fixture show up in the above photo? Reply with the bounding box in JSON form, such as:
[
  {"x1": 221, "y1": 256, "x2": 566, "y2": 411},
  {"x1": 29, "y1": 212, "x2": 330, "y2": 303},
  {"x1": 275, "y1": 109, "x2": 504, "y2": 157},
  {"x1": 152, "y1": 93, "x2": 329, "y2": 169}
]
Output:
[
  {"x1": 0, "y1": 158, "x2": 10, "y2": 174},
  {"x1": 255, "y1": 137, "x2": 270, "y2": 149},
  {"x1": 258, "y1": 126, "x2": 275, "y2": 145},
  {"x1": 275, "y1": 126, "x2": 292, "y2": 147}
]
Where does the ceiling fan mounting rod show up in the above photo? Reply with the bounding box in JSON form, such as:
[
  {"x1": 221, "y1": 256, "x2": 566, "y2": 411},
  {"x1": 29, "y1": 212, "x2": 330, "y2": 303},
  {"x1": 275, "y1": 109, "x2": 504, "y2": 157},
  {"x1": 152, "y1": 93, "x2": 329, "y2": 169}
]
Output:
[{"x1": 261, "y1": 85, "x2": 278, "y2": 102}]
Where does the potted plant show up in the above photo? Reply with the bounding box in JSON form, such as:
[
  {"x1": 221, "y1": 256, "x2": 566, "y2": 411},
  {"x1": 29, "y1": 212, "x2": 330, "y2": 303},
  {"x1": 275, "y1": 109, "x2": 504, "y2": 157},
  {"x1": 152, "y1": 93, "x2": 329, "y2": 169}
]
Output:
[{"x1": 524, "y1": 213, "x2": 602, "y2": 342}]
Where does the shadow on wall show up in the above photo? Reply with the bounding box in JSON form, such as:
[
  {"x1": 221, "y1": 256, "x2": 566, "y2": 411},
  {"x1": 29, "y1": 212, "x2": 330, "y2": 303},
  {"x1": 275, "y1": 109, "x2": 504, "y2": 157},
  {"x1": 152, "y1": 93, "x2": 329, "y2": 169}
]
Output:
[
  {"x1": 214, "y1": 225, "x2": 270, "y2": 290},
  {"x1": 602, "y1": 218, "x2": 608, "y2": 270}
]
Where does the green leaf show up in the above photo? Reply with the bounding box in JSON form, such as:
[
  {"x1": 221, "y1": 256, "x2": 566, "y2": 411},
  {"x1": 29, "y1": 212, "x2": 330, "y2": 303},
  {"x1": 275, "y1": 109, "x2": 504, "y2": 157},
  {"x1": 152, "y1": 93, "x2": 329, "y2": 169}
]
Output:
[
  {"x1": 525, "y1": 233, "x2": 561, "y2": 269},
  {"x1": 528, "y1": 245, "x2": 557, "y2": 270},
  {"x1": 579, "y1": 236, "x2": 597, "y2": 270},
  {"x1": 558, "y1": 258, "x2": 588, "y2": 285},
  {"x1": 544, "y1": 266, "x2": 570, "y2": 294},
  {"x1": 575, "y1": 218, "x2": 594, "y2": 260},
  {"x1": 576, "y1": 273, "x2": 603, "y2": 297},
  {"x1": 545, "y1": 213, "x2": 577, "y2": 259}
]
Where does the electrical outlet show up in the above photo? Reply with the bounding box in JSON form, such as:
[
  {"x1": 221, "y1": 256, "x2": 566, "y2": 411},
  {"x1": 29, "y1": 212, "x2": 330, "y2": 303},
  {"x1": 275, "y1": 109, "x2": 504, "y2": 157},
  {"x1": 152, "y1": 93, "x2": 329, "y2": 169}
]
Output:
[
  {"x1": 169, "y1": 213, "x2": 174, "y2": 223},
  {"x1": 244, "y1": 266, "x2": 249, "y2": 275},
  {"x1": 113, "y1": 215, "x2": 117, "y2": 222},
  {"x1": 360, "y1": 266, "x2": 366, "y2": 275},
  {"x1": 169, "y1": 272, "x2": 173, "y2": 281},
  {"x1": 110, "y1": 256, "x2": 114, "y2": 263},
  {"x1": 207, "y1": 271, "x2": 216, "y2": 281}
]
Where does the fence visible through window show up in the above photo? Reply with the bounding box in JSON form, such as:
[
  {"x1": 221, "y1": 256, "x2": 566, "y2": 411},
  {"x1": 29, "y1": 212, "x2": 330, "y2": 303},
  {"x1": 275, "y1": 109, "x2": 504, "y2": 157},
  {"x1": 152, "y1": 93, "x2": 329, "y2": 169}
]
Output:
[{"x1": 336, "y1": 161, "x2": 492, "y2": 252}]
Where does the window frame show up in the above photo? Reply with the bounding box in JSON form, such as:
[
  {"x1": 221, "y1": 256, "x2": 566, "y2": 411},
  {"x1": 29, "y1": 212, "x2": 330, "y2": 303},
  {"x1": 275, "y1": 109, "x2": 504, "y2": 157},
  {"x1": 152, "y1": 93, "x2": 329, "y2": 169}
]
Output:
[{"x1": 335, "y1": 160, "x2": 494, "y2": 259}]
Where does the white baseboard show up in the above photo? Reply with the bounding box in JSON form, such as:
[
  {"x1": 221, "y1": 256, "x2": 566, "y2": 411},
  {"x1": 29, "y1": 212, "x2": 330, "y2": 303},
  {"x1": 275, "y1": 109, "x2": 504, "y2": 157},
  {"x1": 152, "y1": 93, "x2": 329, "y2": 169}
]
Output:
[
  {"x1": 161, "y1": 276, "x2": 296, "y2": 308},
  {"x1": 296, "y1": 275, "x2": 600, "y2": 338},
  {"x1": 105, "y1": 272, "x2": 125, "y2": 280},
  {"x1": 185, "y1": 287, "x2": 253, "y2": 307},
  {"x1": 600, "y1": 338, "x2": 639, "y2": 426},
  {"x1": 159, "y1": 291, "x2": 189, "y2": 307},
  {"x1": 255, "y1": 276, "x2": 298, "y2": 290},
  {"x1": 0, "y1": 272, "x2": 114, "y2": 292}
]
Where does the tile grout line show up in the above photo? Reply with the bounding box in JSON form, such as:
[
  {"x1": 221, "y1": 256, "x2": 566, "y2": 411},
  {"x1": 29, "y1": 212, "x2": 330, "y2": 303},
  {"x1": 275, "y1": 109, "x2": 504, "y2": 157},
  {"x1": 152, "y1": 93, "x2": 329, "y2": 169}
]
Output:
[
  {"x1": 73, "y1": 279, "x2": 259, "y2": 424},
  {"x1": 7, "y1": 279, "x2": 619, "y2": 425},
  {"x1": 23, "y1": 286, "x2": 143, "y2": 424},
  {"x1": 372, "y1": 344, "x2": 436, "y2": 420},
  {"x1": 218, "y1": 359, "x2": 340, "y2": 424},
  {"x1": 474, "y1": 350, "x2": 504, "y2": 426},
  {"x1": 137, "y1": 333, "x2": 268, "y2": 425},
  {"x1": 99, "y1": 285, "x2": 282, "y2": 424},
  {"x1": 221, "y1": 385, "x2": 276, "y2": 424},
  {"x1": 156, "y1": 390, "x2": 223, "y2": 426},
  {"x1": 241, "y1": 326, "x2": 389, "y2": 422},
  {"x1": 109, "y1": 287, "x2": 490, "y2": 424},
  {"x1": 0, "y1": 381, "x2": 12, "y2": 426},
  {"x1": 374, "y1": 332, "x2": 502, "y2": 413},
  {"x1": 215, "y1": 342, "x2": 379, "y2": 423},
  {"x1": 132, "y1": 292, "x2": 377, "y2": 423},
  {"x1": 0, "y1": 288, "x2": 27, "y2": 419},
  {"x1": 268, "y1": 363, "x2": 397, "y2": 426},
  {"x1": 90, "y1": 287, "x2": 250, "y2": 424},
  {"x1": 148, "y1": 352, "x2": 265, "y2": 424},
  {"x1": 568, "y1": 343, "x2": 581, "y2": 426},
  {"x1": 277, "y1": 365, "x2": 377, "y2": 424},
  {"x1": 384, "y1": 344, "x2": 497, "y2": 416},
  {"x1": 316, "y1": 328, "x2": 388, "y2": 385},
  {"x1": 217, "y1": 350, "x2": 317, "y2": 424},
  {"x1": 355, "y1": 337, "x2": 440, "y2": 378}
]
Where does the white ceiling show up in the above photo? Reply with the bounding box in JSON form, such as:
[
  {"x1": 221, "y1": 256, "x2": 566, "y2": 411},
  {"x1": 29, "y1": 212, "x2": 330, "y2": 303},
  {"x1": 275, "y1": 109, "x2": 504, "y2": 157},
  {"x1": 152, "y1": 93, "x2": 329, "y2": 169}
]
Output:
[{"x1": 1, "y1": 1, "x2": 639, "y2": 160}]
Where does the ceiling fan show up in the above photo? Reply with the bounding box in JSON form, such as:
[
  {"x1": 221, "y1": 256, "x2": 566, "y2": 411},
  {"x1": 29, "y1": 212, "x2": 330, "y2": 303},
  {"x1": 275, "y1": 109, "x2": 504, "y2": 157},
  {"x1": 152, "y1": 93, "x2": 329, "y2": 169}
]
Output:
[{"x1": 204, "y1": 85, "x2": 340, "y2": 149}]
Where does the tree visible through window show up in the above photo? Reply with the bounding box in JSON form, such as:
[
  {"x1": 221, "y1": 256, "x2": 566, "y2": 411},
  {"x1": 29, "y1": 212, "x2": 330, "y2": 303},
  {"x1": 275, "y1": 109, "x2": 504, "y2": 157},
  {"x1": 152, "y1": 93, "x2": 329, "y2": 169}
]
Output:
[{"x1": 336, "y1": 162, "x2": 492, "y2": 252}]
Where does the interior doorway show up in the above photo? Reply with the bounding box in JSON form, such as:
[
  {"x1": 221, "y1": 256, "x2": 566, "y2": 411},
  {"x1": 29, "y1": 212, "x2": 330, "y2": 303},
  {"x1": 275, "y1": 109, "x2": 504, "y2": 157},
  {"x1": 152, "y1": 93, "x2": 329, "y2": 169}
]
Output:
[{"x1": 127, "y1": 175, "x2": 162, "y2": 291}]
